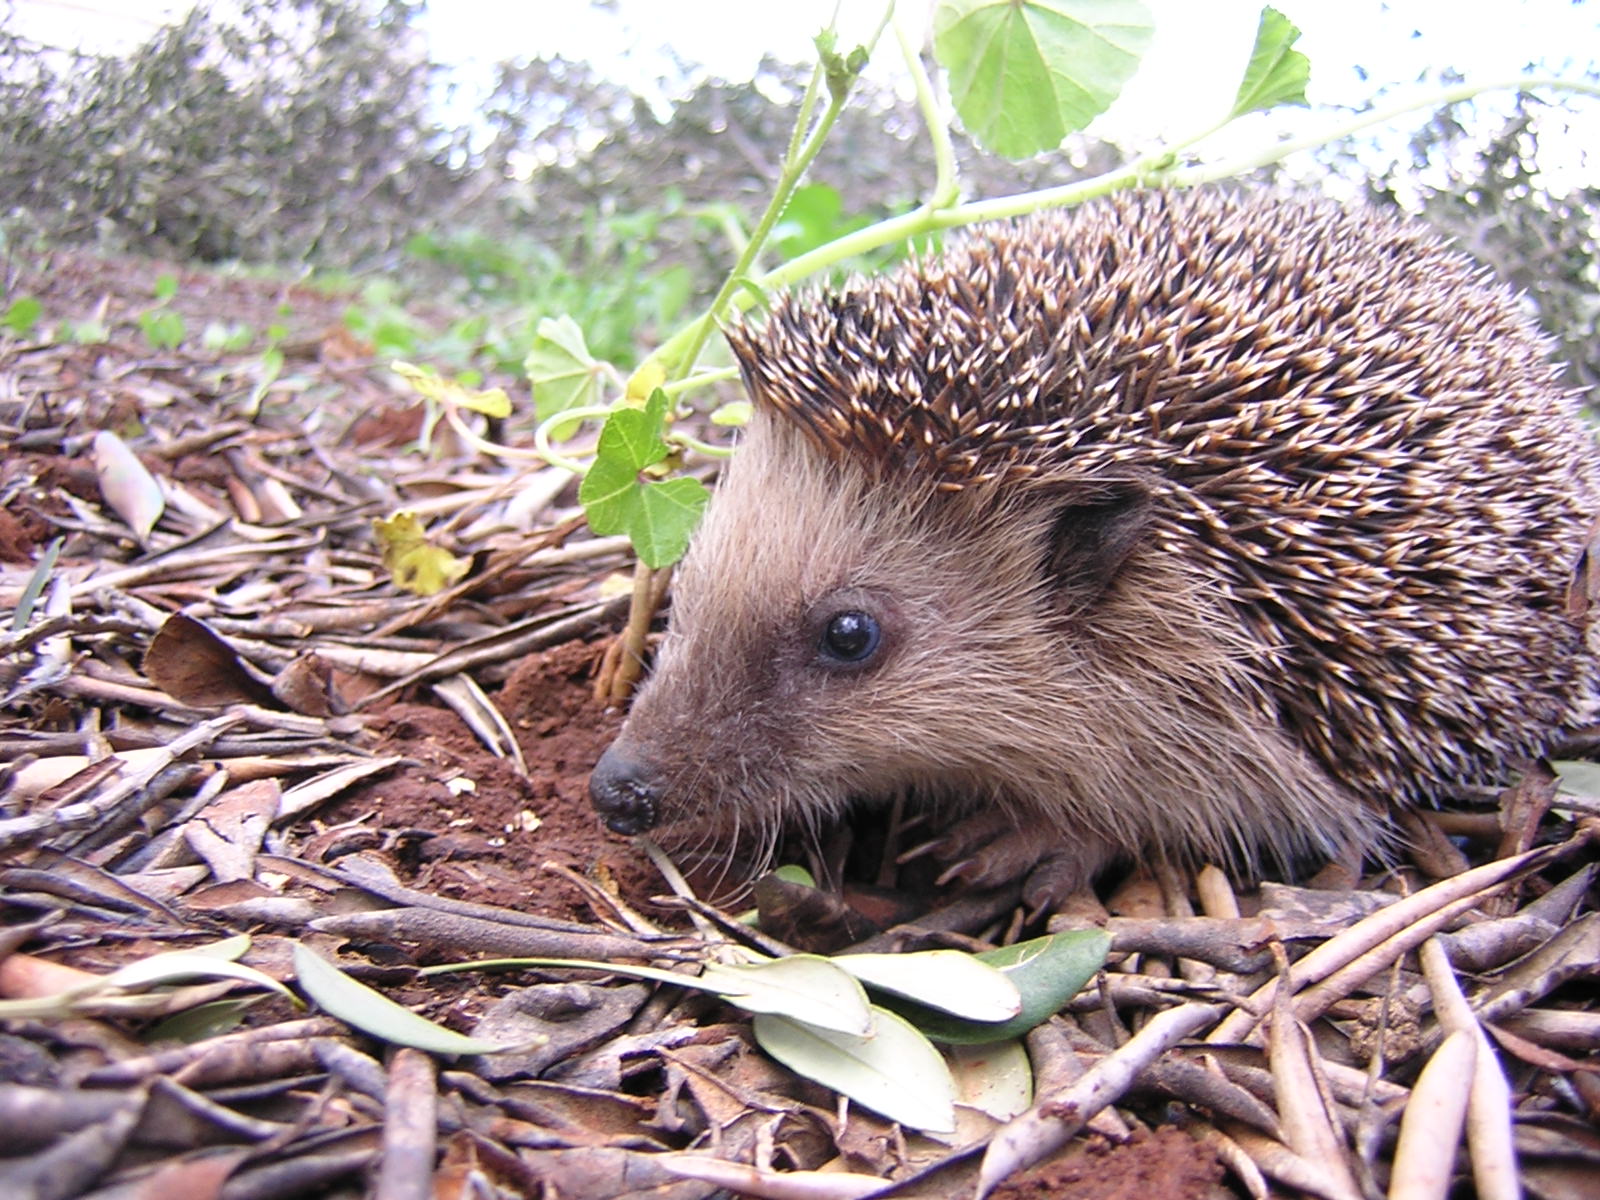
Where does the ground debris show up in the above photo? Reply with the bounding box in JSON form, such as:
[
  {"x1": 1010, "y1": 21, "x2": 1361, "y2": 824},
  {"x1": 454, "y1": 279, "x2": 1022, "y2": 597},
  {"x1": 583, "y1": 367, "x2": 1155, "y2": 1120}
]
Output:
[{"x1": 1, "y1": 249, "x2": 1598, "y2": 1199}]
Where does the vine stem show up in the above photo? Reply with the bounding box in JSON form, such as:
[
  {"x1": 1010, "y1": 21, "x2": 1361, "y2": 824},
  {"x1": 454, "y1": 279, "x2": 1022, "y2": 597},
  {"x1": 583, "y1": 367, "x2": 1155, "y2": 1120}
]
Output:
[
  {"x1": 601, "y1": 8, "x2": 894, "y2": 704},
  {"x1": 728, "y1": 75, "x2": 1600, "y2": 318},
  {"x1": 896, "y1": 8, "x2": 958, "y2": 210},
  {"x1": 607, "y1": 559, "x2": 674, "y2": 703},
  {"x1": 653, "y1": 6, "x2": 895, "y2": 385}
]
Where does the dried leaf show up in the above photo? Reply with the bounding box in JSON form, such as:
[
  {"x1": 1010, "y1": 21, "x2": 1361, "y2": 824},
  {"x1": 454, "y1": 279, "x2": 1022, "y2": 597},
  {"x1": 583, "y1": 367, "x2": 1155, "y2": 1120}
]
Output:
[
  {"x1": 145, "y1": 613, "x2": 276, "y2": 707},
  {"x1": 374, "y1": 510, "x2": 471, "y2": 595},
  {"x1": 949, "y1": 1038, "x2": 1034, "y2": 1121},
  {"x1": 93, "y1": 429, "x2": 164, "y2": 539}
]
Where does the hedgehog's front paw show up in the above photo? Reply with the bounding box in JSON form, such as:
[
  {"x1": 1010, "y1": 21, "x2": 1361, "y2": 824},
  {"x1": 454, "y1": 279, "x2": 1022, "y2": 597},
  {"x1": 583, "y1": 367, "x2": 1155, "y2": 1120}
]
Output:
[{"x1": 905, "y1": 808, "x2": 1112, "y2": 912}]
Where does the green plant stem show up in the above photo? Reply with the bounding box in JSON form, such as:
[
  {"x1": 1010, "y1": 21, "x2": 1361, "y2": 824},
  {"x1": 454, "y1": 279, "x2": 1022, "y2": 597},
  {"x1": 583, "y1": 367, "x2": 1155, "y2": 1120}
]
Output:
[
  {"x1": 660, "y1": 366, "x2": 738, "y2": 399},
  {"x1": 666, "y1": 429, "x2": 735, "y2": 459},
  {"x1": 532, "y1": 404, "x2": 613, "y2": 475},
  {"x1": 665, "y1": 92, "x2": 850, "y2": 380},
  {"x1": 783, "y1": 53, "x2": 826, "y2": 168},
  {"x1": 658, "y1": 18, "x2": 892, "y2": 384},
  {"x1": 895, "y1": 10, "x2": 958, "y2": 209},
  {"x1": 694, "y1": 75, "x2": 1600, "y2": 325}
]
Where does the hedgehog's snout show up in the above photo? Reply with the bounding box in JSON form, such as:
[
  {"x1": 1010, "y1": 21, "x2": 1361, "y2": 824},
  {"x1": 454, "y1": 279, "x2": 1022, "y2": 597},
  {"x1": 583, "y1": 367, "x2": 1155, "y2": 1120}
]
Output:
[{"x1": 589, "y1": 742, "x2": 663, "y2": 835}]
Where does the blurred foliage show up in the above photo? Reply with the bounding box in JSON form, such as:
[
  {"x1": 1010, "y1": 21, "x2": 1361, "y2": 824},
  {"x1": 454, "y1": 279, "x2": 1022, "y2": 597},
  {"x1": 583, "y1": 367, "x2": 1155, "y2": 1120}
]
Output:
[
  {"x1": 0, "y1": 0, "x2": 1594, "y2": 399},
  {"x1": 0, "y1": 0, "x2": 463, "y2": 265},
  {"x1": 1361, "y1": 101, "x2": 1599, "y2": 399}
]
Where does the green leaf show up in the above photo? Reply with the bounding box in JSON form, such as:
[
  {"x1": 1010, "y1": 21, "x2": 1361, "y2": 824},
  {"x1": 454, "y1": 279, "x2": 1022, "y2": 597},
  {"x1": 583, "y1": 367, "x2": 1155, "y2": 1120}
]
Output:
[
  {"x1": 1230, "y1": 6, "x2": 1310, "y2": 119},
  {"x1": 579, "y1": 389, "x2": 710, "y2": 568},
  {"x1": 933, "y1": 0, "x2": 1153, "y2": 158},
  {"x1": 145, "y1": 996, "x2": 260, "y2": 1043},
  {"x1": 625, "y1": 476, "x2": 711, "y2": 568},
  {"x1": 139, "y1": 308, "x2": 186, "y2": 350},
  {"x1": 889, "y1": 930, "x2": 1110, "y2": 1044},
  {"x1": 201, "y1": 320, "x2": 255, "y2": 352},
  {"x1": 587, "y1": 387, "x2": 671, "y2": 482},
  {"x1": 3, "y1": 296, "x2": 42, "y2": 336},
  {"x1": 770, "y1": 863, "x2": 817, "y2": 888},
  {"x1": 753, "y1": 1006, "x2": 957, "y2": 1133},
  {"x1": 13, "y1": 536, "x2": 61, "y2": 630},
  {"x1": 152, "y1": 273, "x2": 179, "y2": 302},
  {"x1": 701, "y1": 955, "x2": 874, "y2": 1036},
  {"x1": 293, "y1": 943, "x2": 524, "y2": 1055},
  {"x1": 526, "y1": 314, "x2": 604, "y2": 432},
  {"x1": 423, "y1": 953, "x2": 870, "y2": 1033},
  {"x1": 62, "y1": 318, "x2": 109, "y2": 344},
  {"x1": 834, "y1": 950, "x2": 1021, "y2": 1023}
]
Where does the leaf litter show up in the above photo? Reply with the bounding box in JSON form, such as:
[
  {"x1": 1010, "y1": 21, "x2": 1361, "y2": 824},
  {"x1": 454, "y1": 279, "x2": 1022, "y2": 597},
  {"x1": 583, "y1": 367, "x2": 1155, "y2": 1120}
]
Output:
[{"x1": 1, "y1": 249, "x2": 1598, "y2": 1200}]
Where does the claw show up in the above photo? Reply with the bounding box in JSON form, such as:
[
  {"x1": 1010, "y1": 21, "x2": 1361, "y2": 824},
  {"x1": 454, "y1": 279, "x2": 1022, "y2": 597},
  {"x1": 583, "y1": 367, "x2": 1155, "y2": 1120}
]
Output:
[
  {"x1": 934, "y1": 857, "x2": 980, "y2": 888},
  {"x1": 897, "y1": 836, "x2": 946, "y2": 866}
]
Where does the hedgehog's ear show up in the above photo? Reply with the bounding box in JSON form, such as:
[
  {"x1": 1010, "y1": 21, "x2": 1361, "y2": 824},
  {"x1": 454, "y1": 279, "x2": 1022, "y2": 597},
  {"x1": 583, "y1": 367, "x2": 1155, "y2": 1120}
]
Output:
[{"x1": 1037, "y1": 477, "x2": 1154, "y2": 605}]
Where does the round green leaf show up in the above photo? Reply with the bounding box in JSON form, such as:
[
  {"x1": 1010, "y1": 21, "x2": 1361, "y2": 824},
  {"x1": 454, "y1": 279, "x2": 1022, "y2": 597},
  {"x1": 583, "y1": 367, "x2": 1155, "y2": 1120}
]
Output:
[
  {"x1": 934, "y1": 0, "x2": 1154, "y2": 158},
  {"x1": 1230, "y1": 6, "x2": 1310, "y2": 119},
  {"x1": 526, "y1": 314, "x2": 603, "y2": 431}
]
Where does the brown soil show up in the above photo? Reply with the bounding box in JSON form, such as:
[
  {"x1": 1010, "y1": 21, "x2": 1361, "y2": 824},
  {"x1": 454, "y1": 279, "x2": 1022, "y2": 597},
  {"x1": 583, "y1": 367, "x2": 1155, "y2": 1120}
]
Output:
[
  {"x1": 335, "y1": 638, "x2": 657, "y2": 924},
  {"x1": 990, "y1": 1128, "x2": 1228, "y2": 1200}
]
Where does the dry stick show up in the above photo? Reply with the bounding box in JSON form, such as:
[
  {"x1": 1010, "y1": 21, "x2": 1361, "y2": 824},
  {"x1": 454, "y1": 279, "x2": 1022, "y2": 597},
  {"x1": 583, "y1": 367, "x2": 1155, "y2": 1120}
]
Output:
[
  {"x1": 1267, "y1": 988, "x2": 1362, "y2": 1200},
  {"x1": 1220, "y1": 1122, "x2": 1370, "y2": 1200},
  {"x1": 83, "y1": 1017, "x2": 344, "y2": 1086},
  {"x1": 1207, "y1": 840, "x2": 1571, "y2": 1045},
  {"x1": 607, "y1": 560, "x2": 673, "y2": 703},
  {"x1": 65, "y1": 534, "x2": 326, "y2": 599},
  {"x1": 376, "y1": 1048, "x2": 438, "y2": 1200},
  {"x1": 975, "y1": 1001, "x2": 1226, "y2": 1198},
  {"x1": 0, "y1": 712, "x2": 242, "y2": 849},
  {"x1": 1418, "y1": 937, "x2": 1520, "y2": 1200},
  {"x1": 1388, "y1": 1030, "x2": 1478, "y2": 1200},
  {"x1": 1185, "y1": 1119, "x2": 1269, "y2": 1200},
  {"x1": 1286, "y1": 889, "x2": 1490, "y2": 1028},
  {"x1": 356, "y1": 593, "x2": 629, "y2": 708}
]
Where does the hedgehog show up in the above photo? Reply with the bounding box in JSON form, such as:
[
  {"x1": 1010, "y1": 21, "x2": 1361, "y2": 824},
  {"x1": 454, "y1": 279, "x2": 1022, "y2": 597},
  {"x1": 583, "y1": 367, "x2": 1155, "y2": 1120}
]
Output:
[{"x1": 588, "y1": 187, "x2": 1600, "y2": 906}]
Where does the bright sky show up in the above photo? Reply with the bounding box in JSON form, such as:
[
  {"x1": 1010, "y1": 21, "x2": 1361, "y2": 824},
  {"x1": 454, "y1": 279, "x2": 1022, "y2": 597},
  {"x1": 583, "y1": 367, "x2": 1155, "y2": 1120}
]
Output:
[{"x1": 12, "y1": 0, "x2": 1600, "y2": 185}]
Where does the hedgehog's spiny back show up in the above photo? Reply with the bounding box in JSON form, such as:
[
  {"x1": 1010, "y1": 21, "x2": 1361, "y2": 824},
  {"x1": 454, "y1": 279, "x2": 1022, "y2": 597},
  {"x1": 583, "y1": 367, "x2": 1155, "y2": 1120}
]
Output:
[
  {"x1": 725, "y1": 187, "x2": 1600, "y2": 807},
  {"x1": 727, "y1": 188, "x2": 1557, "y2": 488}
]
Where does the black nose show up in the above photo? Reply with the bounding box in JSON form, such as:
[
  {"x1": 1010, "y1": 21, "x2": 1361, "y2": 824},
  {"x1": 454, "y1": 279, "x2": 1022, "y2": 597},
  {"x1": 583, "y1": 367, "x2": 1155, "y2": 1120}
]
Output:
[{"x1": 589, "y1": 743, "x2": 663, "y2": 835}]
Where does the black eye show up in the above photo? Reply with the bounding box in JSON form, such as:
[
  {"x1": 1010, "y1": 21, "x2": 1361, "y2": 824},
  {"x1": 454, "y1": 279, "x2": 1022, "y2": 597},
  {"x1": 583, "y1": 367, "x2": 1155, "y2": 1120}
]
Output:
[{"x1": 820, "y1": 610, "x2": 881, "y2": 664}]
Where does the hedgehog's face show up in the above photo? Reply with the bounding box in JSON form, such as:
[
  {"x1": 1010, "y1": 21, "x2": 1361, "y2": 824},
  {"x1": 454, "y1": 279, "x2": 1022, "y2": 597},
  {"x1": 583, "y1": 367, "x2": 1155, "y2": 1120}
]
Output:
[{"x1": 588, "y1": 411, "x2": 1158, "y2": 868}]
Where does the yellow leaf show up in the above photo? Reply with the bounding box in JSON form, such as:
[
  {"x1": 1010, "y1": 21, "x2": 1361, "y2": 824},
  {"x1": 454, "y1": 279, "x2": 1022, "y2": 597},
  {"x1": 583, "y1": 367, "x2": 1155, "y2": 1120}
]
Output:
[
  {"x1": 374, "y1": 512, "x2": 471, "y2": 595},
  {"x1": 392, "y1": 361, "x2": 512, "y2": 418},
  {"x1": 626, "y1": 359, "x2": 667, "y2": 406}
]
